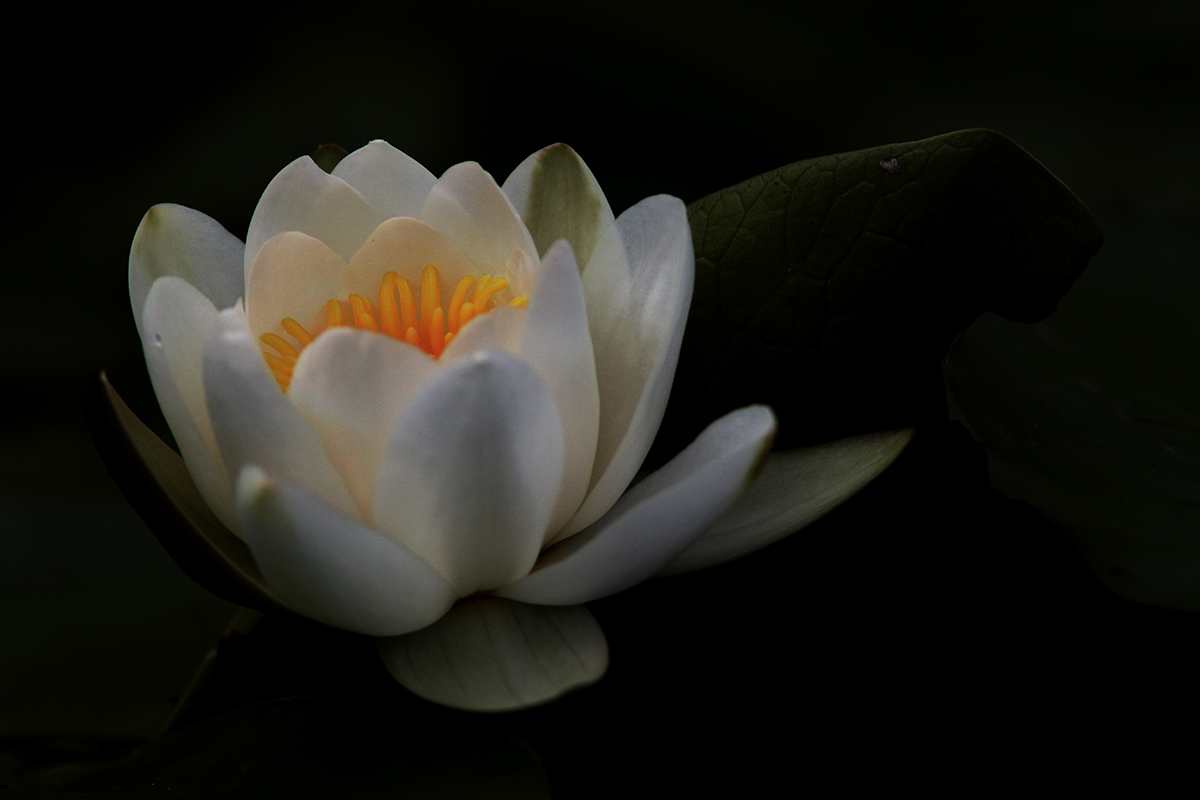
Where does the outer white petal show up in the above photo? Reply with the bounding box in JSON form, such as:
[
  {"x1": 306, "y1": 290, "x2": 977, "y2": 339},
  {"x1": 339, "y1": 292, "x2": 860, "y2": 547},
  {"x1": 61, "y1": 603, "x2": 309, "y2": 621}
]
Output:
[
  {"x1": 559, "y1": 194, "x2": 693, "y2": 538},
  {"x1": 336, "y1": 216, "x2": 476, "y2": 302},
  {"x1": 377, "y1": 596, "x2": 607, "y2": 712},
  {"x1": 287, "y1": 328, "x2": 439, "y2": 522},
  {"x1": 237, "y1": 466, "x2": 456, "y2": 636},
  {"x1": 372, "y1": 351, "x2": 564, "y2": 597},
  {"x1": 519, "y1": 240, "x2": 600, "y2": 540},
  {"x1": 203, "y1": 307, "x2": 357, "y2": 519},
  {"x1": 130, "y1": 204, "x2": 244, "y2": 337},
  {"x1": 141, "y1": 277, "x2": 238, "y2": 534},
  {"x1": 244, "y1": 156, "x2": 385, "y2": 278},
  {"x1": 420, "y1": 161, "x2": 539, "y2": 286},
  {"x1": 501, "y1": 143, "x2": 615, "y2": 267},
  {"x1": 498, "y1": 406, "x2": 775, "y2": 606},
  {"x1": 331, "y1": 139, "x2": 437, "y2": 219},
  {"x1": 244, "y1": 231, "x2": 346, "y2": 341},
  {"x1": 658, "y1": 428, "x2": 916, "y2": 576}
]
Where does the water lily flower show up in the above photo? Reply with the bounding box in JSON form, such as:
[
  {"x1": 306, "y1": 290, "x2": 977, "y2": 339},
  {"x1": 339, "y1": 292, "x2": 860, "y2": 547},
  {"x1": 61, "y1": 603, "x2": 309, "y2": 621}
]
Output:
[{"x1": 128, "y1": 141, "x2": 912, "y2": 711}]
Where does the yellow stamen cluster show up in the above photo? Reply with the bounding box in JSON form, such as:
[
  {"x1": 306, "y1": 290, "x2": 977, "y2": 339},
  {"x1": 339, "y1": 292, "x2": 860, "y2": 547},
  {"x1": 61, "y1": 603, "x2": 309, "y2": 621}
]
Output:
[{"x1": 261, "y1": 265, "x2": 528, "y2": 391}]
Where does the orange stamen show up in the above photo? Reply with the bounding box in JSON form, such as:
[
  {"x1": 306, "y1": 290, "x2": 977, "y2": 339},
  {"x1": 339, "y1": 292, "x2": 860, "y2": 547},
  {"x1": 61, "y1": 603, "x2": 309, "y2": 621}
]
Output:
[
  {"x1": 263, "y1": 352, "x2": 295, "y2": 374},
  {"x1": 281, "y1": 317, "x2": 314, "y2": 346},
  {"x1": 447, "y1": 275, "x2": 475, "y2": 333},
  {"x1": 419, "y1": 265, "x2": 440, "y2": 350},
  {"x1": 396, "y1": 276, "x2": 417, "y2": 333},
  {"x1": 429, "y1": 307, "x2": 445, "y2": 357},
  {"x1": 472, "y1": 277, "x2": 509, "y2": 311},
  {"x1": 263, "y1": 264, "x2": 527, "y2": 391},
  {"x1": 327, "y1": 299, "x2": 345, "y2": 327},
  {"x1": 459, "y1": 301, "x2": 476, "y2": 328},
  {"x1": 260, "y1": 332, "x2": 299, "y2": 360},
  {"x1": 379, "y1": 272, "x2": 403, "y2": 338},
  {"x1": 350, "y1": 294, "x2": 378, "y2": 331}
]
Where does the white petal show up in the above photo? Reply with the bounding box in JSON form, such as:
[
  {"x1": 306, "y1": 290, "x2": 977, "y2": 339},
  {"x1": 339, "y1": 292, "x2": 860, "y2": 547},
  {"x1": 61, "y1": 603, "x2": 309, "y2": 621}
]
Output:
[
  {"x1": 237, "y1": 466, "x2": 456, "y2": 636},
  {"x1": 498, "y1": 406, "x2": 775, "y2": 606},
  {"x1": 203, "y1": 307, "x2": 357, "y2": 519},
  {"x1": 519, "y1": 240, "x2": 600, "y2": 540},
  {"x1": 377, "y1": 596, "x2": 607, "y2": 711},
  {"x1": 244, "y1": 155, "x2": 385, "y2": 277},
  {"x1": 420, "y1": 161, "x2": 539, "y2": 285},
  {"x1": 130, "y1": 204, "x2": 244, "y2": 336},
  {"x1": 501, "y1": 143, "x2": 615, "y2": 267},
  {"x1": 372, "y1": 351, "x2": 564, "y2": 597},
  {"x1": 287, "y1": 328, "x2": 439, "y2": 522},
  {"x1": 141, "y1": 276, "x2": 238, "y2": 534},
  {"x1": 559, "y1": 194, "x2": 694, "y2": 538},
  {"x1": 439, "y1": 305, "x2": 526, "y2": 363},
  {"x1": 658, "y1": 428, "x2": 915, "y2": 576},
  {"x1": 331, "y1": 139, "x2": 437, "y2": 219},
  {"x1": 336, "y1": 216, "x2": 476, "y2": 301},
  {"x1": 244, "y1": 231, "x2": 346, "y2": 341}
]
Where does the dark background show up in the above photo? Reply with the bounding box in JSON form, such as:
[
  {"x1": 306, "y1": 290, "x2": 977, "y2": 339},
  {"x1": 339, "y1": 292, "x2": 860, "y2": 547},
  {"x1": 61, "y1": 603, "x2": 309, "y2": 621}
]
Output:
[{"x1": 3, "y1": 0, "x2": 1197, "y2": 793}]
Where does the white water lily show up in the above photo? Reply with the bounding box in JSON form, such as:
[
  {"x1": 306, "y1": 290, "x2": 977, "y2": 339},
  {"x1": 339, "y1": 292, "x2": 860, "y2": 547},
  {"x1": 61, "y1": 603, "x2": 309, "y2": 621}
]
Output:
[{"x1": 130, "y1": 141, "x2": 912, "y2": 711}]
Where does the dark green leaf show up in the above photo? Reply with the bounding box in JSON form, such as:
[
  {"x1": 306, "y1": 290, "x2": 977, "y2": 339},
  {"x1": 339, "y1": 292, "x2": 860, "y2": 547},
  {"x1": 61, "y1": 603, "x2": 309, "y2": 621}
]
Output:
[
  {"x1": 653, "y1": 129, "x2": 1102, "y2": 461},
  {"x1": 85, "y1": 372, "x2": 290, "y2": 614},
  {"x1": 944, "y1": 218, "x2": 1200, "y2": 611}
]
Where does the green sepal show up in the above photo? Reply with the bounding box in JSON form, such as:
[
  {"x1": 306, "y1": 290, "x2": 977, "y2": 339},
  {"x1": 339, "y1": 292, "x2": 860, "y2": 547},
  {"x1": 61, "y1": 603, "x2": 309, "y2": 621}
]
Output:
[{"x1": 86, "y1": 371, "x2": 291, "y2": 614}]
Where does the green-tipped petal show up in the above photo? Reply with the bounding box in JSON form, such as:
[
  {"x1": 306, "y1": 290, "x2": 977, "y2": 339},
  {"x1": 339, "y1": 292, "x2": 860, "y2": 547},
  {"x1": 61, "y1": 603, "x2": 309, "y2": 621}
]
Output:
[
  {"x1": 130, "y1": 204, "x2": 244, "y2": 333},
  {"x1": 502, "y1": 143, "x2": 615, "y2": 267}
]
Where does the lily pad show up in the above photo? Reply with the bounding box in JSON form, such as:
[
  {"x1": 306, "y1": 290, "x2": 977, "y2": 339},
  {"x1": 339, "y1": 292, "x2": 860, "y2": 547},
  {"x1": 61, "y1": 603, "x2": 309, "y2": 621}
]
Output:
[
  {"x1": 944, "y1": 219, "x2": 1200, "y2": 610},
  {"x1": 653, "y1": 129, "x2": 1103, "y2": 460}
]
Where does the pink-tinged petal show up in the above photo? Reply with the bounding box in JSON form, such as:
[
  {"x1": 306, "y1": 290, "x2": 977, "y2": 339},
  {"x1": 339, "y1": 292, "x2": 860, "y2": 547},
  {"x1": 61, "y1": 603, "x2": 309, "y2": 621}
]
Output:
[
  {"x1": 237, "y1": 466, "x2": 456, "y2": 636},
  {"x1": 372, "y1": 351, "x2": 564, "y2": 597},
  {"x1": 501, "y1": 143, "x2": 615, "y2": 267},
  {"x1": 558, "y1": 194, "x2": 693, "y2": 539},
  {"x1": 519, "y1": 240, "x2": 599, "y2": 540},
  {"x1": 377, "y1": 596, "x2": 607, "y2": 711},
  {"x1": 130, "y1": 204, "x2": 244, "y2": 335},
  {"x1": 336, "y1": 216, "x2": 477, "y2": 302},
  {"x1": 245, "y1": 231, "x2": 346, "y2": 342},
  {"x1": 659, "y1": 428, "x2": 915, "y2": 576},
  {"x1": 203, "y1": 307, "x2": 357, "y2": 520},
  {"x1": 141, "y1": 276, "x2": 238, "y2": 534},
  {"x1": 331, "y1": 139, "x2": 437, "y2": 219},
  {"x1": 497, "y1": 406, "x2": 775, "y2": 606},
  {"x1": 420, "y1": 161, "x2": 538, "y2": 285},
  {"x1": 287, "y1": 328, "x2": 439, "y2": 522},
  {"x1": 244, "y1": 156, "x2": 385, "y2": 278}
]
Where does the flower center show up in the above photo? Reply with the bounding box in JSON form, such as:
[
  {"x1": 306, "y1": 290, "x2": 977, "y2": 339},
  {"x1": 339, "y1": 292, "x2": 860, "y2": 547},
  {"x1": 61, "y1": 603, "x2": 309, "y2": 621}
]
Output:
[{"x1": 260, "y1": 265, "x2": 528, "y2": 391}]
